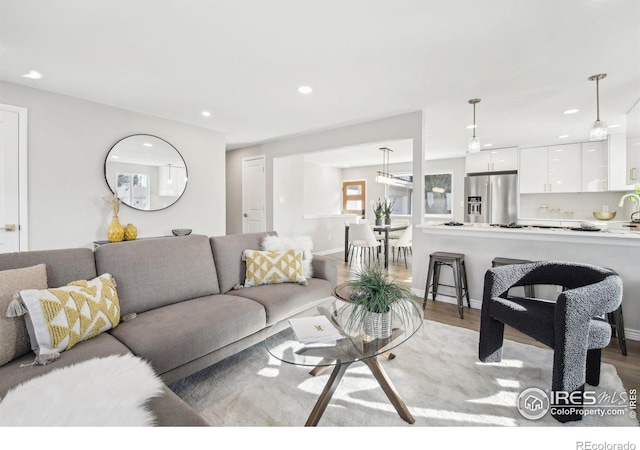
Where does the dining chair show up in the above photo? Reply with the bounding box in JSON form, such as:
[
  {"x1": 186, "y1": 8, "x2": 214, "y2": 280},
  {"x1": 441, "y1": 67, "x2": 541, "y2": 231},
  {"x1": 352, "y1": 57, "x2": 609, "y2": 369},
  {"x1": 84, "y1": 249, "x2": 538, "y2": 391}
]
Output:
[
  {"x1": 389, "y1": 226, "x2": 412, "y2": 268},
  {"x1": 348, "y1": 223, "x2": 382, "y2": 267}
]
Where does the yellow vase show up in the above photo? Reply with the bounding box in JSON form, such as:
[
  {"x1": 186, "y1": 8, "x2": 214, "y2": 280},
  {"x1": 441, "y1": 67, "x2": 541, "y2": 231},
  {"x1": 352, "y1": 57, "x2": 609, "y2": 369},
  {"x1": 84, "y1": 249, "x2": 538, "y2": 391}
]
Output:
[
  {"x1": 124, "y1": 223, "x2": 138, "y2": 240},
  {"x1": 107, "y1": 216, "x2": 125, "y2": 242}
]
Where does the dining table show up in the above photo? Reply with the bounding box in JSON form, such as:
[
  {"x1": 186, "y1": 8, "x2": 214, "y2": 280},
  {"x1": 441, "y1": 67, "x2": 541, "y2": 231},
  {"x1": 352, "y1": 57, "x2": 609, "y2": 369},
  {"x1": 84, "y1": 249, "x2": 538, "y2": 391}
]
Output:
[{"x1": 344, "y1": 222, "x2": 409, "y2": 269}]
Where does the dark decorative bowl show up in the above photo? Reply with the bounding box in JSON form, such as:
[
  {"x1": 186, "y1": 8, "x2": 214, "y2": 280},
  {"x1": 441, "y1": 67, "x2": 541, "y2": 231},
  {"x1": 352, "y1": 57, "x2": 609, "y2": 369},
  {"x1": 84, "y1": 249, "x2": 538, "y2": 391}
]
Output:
[{"x1": 172, "y1": 229, "x2": 192, "y2": 236}]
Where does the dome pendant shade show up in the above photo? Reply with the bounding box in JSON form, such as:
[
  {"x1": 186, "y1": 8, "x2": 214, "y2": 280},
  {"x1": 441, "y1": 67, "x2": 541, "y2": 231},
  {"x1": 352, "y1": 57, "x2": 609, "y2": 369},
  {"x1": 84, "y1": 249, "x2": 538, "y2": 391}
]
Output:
[
  {"x1": 467, "y1": 99, "x2": 481, "y2": 153},
  {"x1": 588, "y1": 74, "x2": 607, "y2": 142}
]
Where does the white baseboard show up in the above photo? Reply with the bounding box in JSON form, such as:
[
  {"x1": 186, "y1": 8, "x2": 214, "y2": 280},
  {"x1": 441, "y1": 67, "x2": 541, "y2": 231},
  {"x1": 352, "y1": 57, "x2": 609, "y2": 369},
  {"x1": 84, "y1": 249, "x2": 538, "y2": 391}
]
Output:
[
  {"x1": 314, "y1": 247, "x2": 344, "y2": 256},
  {"x1": 411, "y1": 288, "x2": 639, "y2": 342}
]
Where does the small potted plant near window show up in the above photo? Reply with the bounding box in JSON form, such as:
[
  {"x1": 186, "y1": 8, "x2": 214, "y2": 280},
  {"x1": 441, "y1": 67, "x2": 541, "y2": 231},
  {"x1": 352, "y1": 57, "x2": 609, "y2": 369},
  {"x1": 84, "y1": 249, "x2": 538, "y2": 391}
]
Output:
[
  {"x1": 373, "y1": 198, "x2": 384, "y2": 226},
  {"x1": 344, "y1": 265, "x2": 415, "y2": 339},
  {"x1": 383, "y1": 198, "x2": 395, "y2": 225}
]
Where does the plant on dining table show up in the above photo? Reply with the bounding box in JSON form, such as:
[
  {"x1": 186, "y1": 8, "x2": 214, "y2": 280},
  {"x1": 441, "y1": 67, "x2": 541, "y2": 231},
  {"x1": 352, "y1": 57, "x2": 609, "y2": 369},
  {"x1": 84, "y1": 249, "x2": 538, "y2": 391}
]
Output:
[{"x1": 373, "y1": 198, "x2": 384, "y2": 224}]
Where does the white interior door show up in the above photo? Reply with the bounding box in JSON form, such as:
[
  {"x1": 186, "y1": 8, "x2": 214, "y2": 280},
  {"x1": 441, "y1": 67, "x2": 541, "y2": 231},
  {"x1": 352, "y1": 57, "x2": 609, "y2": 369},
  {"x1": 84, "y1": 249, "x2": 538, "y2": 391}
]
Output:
[
  {"x1": 0, "y1": 109, "x2": 22, "y2": 252},
  {"x1": 242, "y1": 156, "x2": 266, "y2": 233}
]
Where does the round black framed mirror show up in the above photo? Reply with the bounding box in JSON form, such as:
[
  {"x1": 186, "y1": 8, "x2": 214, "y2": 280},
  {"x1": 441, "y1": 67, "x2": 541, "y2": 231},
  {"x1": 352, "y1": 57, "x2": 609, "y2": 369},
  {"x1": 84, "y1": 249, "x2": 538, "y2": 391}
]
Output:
[{"x1": 104, "y1": 134, "x2": 188, "y2": 211}]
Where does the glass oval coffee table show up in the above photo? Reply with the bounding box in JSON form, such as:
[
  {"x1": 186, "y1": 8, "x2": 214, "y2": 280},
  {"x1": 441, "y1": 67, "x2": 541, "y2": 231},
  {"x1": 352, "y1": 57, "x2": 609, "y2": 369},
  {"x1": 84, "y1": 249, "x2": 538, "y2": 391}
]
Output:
[{"x1": 264, "y1": 283, "x2": 423, "y2": 426}]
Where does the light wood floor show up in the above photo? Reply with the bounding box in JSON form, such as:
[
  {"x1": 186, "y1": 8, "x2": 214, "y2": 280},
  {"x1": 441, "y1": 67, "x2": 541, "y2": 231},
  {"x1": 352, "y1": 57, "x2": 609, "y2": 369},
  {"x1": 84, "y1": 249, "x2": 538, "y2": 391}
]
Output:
[{"x1": 327, "y1": 251, "x2": 639, "y2": 399}]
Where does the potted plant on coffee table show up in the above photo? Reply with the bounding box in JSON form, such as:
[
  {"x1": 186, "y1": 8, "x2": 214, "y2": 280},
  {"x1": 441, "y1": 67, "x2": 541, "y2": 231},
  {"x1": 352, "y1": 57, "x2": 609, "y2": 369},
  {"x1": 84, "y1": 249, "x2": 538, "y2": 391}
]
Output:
[{"x1": 344, "y1": 265, "x2": 415, "y2": 339}]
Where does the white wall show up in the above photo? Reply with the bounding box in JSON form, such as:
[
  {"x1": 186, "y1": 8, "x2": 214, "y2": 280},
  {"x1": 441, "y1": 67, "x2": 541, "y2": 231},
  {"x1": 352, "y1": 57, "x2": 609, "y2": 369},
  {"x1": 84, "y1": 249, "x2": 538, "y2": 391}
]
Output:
[
  {"x1": 342, "y1": 157, "x2": 466, "y2": 223},
  {"x1": 520, "y1": 192, "x2": 637, "y2": 222},
  {"x1": 226, "y1": 111, "x2": 426, "y2": 236},
  {"x1": 303, "y1": 161, "x2": 341, "y2": 216},
  {"x1": 1, "y1": 81, "x2": 226, "y2": 250}
]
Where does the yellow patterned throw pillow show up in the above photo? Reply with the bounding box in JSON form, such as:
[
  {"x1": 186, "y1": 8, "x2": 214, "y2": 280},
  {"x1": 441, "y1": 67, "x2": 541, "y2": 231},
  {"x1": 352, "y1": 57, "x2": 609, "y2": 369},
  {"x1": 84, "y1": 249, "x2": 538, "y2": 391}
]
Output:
[
  {"x1": 18, "y1": 274, "x2": 120, "y2": 356},
  {"x1": 243, "y1": 249, "x2": 308, "y2": 287}
]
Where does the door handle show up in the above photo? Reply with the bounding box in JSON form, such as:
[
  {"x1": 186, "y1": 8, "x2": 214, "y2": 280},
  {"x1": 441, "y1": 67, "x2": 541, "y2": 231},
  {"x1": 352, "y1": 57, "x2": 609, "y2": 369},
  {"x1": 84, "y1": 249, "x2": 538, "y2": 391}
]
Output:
[
  {"x1": 631, "y1": 168, "x2": 637, "y2": 181},
  {"x1": 1, "y1": 224, "x2": 16, "y2": 232},
  {"x1": 243, "y1": 213, "x2": 248, "y2": 218}
]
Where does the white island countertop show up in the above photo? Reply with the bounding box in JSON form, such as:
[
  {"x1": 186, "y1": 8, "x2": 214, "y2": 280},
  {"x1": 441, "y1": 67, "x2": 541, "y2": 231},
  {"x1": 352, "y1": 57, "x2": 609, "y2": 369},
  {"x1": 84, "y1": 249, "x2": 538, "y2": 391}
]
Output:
[{"x1": 416, "y1": 222, "x2": 640, "y2": 246}]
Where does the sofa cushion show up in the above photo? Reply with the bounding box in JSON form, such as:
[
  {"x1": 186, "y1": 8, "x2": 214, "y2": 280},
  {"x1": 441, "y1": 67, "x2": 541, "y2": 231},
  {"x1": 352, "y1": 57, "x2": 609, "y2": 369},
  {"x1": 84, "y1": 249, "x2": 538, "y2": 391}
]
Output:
[
  {"x1": 261, "y1": 235, "x2": 314, "y2": 278},
  {"x1": 108, "y1": 294, "x2": 266, "y2": 376},
  {"x1": 0, "y1": 264, "x2": 48, "y2": 366},
  {"x1": 18, "y1": 274, "x2": 120, "y2": 356},
  {"x1": 243, "y1": 249, "x2": 307, "y2": 287},
  {"x1": 0, "y1": 332, "x2": 130, "y2": 399},
  {"x1": 209, "y1": 231, "x2": 277, "y2": 294},
  {"x1": 0, "y1": 248, "x2": 96, "y2": 288},
  {"x1": 227, "y1": 278, "x2": 333, "y2": 325},
  {"x1": 95, "y1": 235, "x2": 220, "y2": 315}
]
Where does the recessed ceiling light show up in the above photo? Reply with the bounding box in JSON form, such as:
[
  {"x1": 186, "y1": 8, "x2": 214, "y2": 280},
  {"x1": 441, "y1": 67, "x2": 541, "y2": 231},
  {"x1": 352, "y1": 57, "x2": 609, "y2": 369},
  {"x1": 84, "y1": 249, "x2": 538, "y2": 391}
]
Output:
[
  {"x1": 558, "y1": 134, "x2": 570, "y2": 139},
  {"x1": 466, "y1": 125, "x2": 476, "y2": 129},
  {"x1": 297, "y1": 86, "x2": 313, "y2": 94},
  {"x1": 201, "y1": 111, "x2": 211, "y2": 117},
  {"x1": 143, "y1": 142, "x2": 153, "y2": 147},
  {"x1": 22, "y1": 70, "x2": 42, "y2": 79},
  {"x1": 483, "y1": 143, "x2": 493, "y2": 147},
  {"x1": 608, "y1": 124, "x2": 620, "y2": 128},
  {"x1": 563, "y1": 109, "x2": 579, "y2": 115}
]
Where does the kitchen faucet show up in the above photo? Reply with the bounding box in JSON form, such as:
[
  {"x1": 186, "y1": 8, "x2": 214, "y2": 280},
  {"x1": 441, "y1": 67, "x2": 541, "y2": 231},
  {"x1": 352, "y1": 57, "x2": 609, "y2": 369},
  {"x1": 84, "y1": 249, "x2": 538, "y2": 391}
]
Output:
[{"x1": 618, "y1": 193, "x2": 640, "y2": 209}]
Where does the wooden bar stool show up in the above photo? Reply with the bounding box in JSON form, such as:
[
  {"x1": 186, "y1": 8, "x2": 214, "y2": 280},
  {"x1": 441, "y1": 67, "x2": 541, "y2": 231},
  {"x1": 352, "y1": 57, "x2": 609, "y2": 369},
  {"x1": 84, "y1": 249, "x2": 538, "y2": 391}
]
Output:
[{"x1": 423, "y1": 252, "x2": 470, "y2": 319}]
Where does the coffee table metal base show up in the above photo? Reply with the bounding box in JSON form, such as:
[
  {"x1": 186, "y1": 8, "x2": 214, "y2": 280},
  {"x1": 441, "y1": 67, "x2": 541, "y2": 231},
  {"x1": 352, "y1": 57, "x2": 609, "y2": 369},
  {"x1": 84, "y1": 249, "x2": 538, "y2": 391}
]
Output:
[{"x1": 305, "y1": 356, "x2": 415, "y2": 427}]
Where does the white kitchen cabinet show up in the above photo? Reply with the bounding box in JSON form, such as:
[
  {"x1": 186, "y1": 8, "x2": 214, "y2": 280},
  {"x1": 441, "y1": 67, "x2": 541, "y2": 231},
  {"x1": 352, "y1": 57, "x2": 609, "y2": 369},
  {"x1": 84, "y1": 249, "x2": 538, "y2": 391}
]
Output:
[
  {"x1": 608, "y1": 134, "x2": 634, "y2": 191},
  {"x1": 519, "y1": 144, "x2": 581, "y2": 193},
  {"x1": 519, "y1": 147, "x2": 548, "y2": 193},
  {"x1": 627, "y1": 100, "x2": 640, "y2": 185},
  {"x1": 465, "y1": 147, "x2": 518, "y2": 173},
  {"x1": 628, "y1": 138, "x2": 640, "y2": 184},
  {"x1": 581, "y1": 140, "x2": 608, "y2": 191}
]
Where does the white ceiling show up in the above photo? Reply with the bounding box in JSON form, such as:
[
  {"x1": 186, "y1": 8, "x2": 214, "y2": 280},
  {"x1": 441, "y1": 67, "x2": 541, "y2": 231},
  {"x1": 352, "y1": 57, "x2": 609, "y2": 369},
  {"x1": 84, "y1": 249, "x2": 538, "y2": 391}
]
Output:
[{"x1": 1, "y1": 0, "x2": 639, "y2": 164}]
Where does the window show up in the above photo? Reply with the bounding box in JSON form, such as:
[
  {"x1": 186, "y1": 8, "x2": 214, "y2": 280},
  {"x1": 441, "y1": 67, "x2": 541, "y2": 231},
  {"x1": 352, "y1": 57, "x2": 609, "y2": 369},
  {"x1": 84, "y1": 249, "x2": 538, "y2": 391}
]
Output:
[
  {"x1": 342, "y1": 180, "x2": 366, "y2": 217},
  {"x1": 424, "y1": 172, "x2": 452, "y2": 216},
  {"x1": 388, "y1": 175, "x2": 413, "y2": 215},
  {"x1": 384, "y1": 172, "x2": 453, "y2": 217}
]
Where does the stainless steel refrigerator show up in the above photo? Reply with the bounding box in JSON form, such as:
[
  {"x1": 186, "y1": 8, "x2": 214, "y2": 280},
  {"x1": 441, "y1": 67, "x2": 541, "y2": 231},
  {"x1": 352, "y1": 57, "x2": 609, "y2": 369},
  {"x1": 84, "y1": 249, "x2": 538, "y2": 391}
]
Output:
[{"x1": 464, "y1": 171, "x2": 518, "y2": 224}]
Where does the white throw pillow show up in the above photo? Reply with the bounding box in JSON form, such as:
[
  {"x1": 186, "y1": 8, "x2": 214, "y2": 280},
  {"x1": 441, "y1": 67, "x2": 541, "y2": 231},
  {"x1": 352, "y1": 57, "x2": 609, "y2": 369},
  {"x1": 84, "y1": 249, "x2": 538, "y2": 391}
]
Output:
[{"x1": 261, "y1": 235, "x2": 313, "y2": 278}]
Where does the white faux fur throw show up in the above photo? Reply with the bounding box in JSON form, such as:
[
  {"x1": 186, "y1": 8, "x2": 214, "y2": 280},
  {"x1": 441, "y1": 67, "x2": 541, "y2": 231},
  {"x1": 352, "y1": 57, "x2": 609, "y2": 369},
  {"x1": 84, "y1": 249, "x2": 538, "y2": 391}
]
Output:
[
  {"x1": 262, "y1": 235, "x2": 314, "y2": 278},
  {"x1": 0, "y1": 354, "x2": 163, "y2": 426}
]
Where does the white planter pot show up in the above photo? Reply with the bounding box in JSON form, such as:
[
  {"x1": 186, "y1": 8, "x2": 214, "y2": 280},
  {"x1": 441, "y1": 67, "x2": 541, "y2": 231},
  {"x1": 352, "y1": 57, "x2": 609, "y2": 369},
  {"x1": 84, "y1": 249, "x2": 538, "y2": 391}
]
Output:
[{"x1": 363, "y1": 311, "x2": 392, "y2": 339}]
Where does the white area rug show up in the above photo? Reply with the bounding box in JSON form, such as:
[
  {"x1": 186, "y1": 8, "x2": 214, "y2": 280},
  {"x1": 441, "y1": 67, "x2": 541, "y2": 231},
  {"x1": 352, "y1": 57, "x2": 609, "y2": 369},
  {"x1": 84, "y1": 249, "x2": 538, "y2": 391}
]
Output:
[
  {"x1": 0, "y1": 354, "x2": 163, "y2": 426},
  {"x1": 170, "y1": 320, "x2": 637, "y2": 427}
]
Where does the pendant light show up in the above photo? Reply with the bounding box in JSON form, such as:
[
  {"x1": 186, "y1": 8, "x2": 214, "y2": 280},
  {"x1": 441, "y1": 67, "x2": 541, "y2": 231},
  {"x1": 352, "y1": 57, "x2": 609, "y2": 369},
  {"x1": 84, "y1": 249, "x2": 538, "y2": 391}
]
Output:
[
  {"x1": 375, "y1": 147, "x2": 413, "y2": 188},
  {"x1": 468, "y1": 99, "x2": 481, "y2": 153},
  {"x1": 588, "y1": 74, "x2": 607, "y2": 141}
]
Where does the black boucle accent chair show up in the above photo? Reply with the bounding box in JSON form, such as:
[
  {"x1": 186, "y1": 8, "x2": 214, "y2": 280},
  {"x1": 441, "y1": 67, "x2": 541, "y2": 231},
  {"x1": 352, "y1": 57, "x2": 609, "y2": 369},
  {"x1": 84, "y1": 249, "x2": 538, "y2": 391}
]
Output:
[{"x1": 478, "y1": 261, "x2": 623, "y2": 423}]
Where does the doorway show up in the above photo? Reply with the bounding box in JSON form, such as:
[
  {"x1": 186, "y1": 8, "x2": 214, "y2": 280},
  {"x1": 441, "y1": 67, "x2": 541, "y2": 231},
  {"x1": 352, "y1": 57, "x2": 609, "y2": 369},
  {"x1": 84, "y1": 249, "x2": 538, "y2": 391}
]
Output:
[
  {"x1": 242, "y1": 155, "x2": 266, "y2": 233},
  {"x1": 0, "y1": 104, "x2": 28, "y2": 253},
  {"x1": 342, "y1": 180, "x2": 366, "y2": 218}
]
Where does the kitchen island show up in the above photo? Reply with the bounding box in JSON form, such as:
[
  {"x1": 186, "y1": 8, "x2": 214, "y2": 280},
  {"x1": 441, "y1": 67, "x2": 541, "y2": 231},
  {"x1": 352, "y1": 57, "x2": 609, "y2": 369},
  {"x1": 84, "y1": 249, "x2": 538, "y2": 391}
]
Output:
[{"x1": 412, "y1": 222, "x2": 640, "y2": 340}]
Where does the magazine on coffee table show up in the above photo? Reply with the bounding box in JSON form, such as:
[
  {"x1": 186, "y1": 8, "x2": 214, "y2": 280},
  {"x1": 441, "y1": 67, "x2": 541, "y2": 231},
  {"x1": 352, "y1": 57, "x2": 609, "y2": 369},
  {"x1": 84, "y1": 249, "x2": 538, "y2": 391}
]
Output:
[{"x1": 288, "y1": 315, "x2": 344, "y2": 344}]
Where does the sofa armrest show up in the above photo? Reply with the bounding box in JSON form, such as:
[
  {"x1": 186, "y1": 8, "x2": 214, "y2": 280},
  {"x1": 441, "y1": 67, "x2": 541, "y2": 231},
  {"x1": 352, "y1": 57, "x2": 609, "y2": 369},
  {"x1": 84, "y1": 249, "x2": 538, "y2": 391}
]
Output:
[{"x1": 311, "y1": 255, "x2": 337, "y2": 287}]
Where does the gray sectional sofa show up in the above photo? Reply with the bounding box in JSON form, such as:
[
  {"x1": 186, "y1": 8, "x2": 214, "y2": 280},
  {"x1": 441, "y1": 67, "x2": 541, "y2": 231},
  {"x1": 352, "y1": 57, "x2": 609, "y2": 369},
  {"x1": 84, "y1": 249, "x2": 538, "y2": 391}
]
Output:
[{"x1": 0, "y1": 232, "x2": 337, "y2": 426}]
